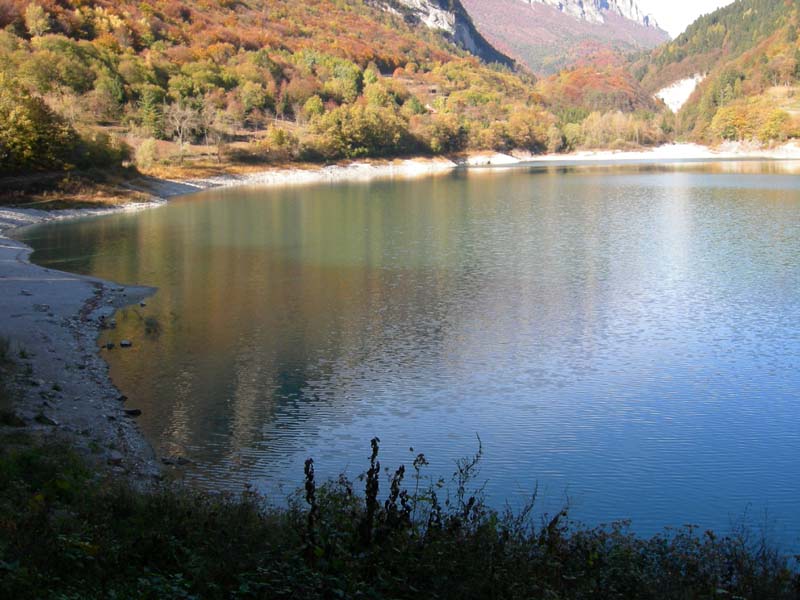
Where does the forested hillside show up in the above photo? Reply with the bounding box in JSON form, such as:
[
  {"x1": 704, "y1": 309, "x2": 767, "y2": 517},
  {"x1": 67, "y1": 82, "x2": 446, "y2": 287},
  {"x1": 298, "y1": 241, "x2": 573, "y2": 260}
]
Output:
[
  {"x1": 634, "y1": 0, "x2": 800, "y2": 143},
  {"x1": 0, "y1": 0, "x2": 543, "y2": 179},
  {"x1": 0, "y1": 0, "x2": 676, "y2": 184},
  {"x1": 7, "y1": 0, "x2": 795, "y2": 183}
]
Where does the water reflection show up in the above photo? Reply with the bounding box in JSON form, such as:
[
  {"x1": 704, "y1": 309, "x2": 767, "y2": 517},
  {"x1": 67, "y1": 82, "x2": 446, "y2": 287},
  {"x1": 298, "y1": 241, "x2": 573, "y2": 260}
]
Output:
[{"x1": 17, "y1": 161, "x2": 800, "y2": 545}]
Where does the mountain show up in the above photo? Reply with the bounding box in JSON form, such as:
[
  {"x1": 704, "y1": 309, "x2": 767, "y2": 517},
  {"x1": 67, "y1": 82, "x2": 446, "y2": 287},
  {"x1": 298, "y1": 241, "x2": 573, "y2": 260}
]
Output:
[
  {"x1": 382, "y1": 0, "x2": 515, "y2": 66},
  {"x1": 459, "y1": 0, "x2": 669, "y2": 74},
  {"x1": 633, "y1": 0, "x2": 800, "y2": 143},
  {"x1": 527, "y1": 0, "x2": 658, "y2": 28}
]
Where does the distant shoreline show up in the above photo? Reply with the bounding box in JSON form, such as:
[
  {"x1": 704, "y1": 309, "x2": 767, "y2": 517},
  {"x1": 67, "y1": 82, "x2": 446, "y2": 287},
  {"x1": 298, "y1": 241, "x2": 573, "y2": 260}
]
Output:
[
  {"x1": 6, "y1": 142, "x2": 799, "y2": 213},
  {"x1": 525, "y1": 141, "x2": 800, "y2": 163},
  {"x1": 129, "y1": 141, "x2": 800, "y2": 199}
]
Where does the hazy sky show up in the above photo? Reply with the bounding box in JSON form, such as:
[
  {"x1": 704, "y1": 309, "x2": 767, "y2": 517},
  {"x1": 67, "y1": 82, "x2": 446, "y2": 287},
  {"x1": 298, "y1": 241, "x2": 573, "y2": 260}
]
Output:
[{"x1": 637, "y1": 0, "x2": 737, "y2": 38}]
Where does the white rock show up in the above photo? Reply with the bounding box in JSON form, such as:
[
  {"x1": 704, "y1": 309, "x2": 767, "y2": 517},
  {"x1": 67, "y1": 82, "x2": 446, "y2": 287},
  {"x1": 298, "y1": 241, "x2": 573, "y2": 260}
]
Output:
[
  {"x1": 655, "y1": 75, "x2": 705, "y2": 113},
  {"x1": 464, "y1": 153, "x2": 520, "y2": 167},
  {"x1": 393, "y1": 0, "x2": 455, "y2": 33}
]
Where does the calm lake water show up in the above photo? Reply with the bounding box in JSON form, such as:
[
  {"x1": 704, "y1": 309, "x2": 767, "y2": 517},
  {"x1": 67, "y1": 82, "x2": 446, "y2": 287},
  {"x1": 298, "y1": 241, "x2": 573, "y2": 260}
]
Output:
[{"x1": 18, "y1": 161, "x2": 800, "y2": 545}]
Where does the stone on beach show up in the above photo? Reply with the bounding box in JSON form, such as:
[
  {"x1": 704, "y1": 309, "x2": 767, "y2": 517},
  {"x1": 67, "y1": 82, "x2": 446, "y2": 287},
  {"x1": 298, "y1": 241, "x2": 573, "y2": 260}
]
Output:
[{"x1": 108, "y1": 451, "x2": 124, "y2": 466}]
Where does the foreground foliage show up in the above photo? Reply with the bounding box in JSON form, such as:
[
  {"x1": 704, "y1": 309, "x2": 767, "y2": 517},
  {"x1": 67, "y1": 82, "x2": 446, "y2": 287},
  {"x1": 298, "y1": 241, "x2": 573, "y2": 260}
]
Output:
[{"x1": 0, "y1": 437, "x2": 797, "y2": 599}]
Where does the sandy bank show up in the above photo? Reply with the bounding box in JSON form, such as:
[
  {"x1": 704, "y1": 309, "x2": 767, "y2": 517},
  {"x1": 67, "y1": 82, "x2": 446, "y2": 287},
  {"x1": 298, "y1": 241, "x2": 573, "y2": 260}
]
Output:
[
  {"x1": 406, "y1": 143, "x2": 800, "y2": 171},
  {"x1": 139, "y1": 157, "x2": 459, "y2": 198}
]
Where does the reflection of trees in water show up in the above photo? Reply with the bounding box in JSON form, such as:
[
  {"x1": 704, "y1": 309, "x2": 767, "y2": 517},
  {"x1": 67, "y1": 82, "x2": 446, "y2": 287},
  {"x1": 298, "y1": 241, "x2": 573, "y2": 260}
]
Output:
[{"x1": 30, "y1": 178, "x2": 645, "y2": 481}]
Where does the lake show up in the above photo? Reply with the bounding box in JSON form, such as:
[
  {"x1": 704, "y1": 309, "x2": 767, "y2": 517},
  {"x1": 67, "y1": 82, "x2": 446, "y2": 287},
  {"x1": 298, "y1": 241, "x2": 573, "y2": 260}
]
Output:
[{"x1": 18, "y1": 161, "x2": 800, "y2": 546}]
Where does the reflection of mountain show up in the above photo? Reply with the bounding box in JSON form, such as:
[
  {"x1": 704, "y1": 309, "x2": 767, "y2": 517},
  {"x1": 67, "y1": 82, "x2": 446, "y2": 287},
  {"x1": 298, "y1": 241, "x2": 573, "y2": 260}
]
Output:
[
  {"x1": 18, "y1": 166, "x2": 800, "y2": 546},
  {"x1": 19, "y1": 171, "x2": 706, "y2": 477}
]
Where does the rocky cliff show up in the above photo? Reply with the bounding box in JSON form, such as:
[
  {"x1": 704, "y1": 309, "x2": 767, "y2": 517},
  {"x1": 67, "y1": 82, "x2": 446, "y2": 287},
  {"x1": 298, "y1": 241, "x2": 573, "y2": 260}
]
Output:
[{"x1": 383, "y1": 0, "x2": 515, "y2": 66}]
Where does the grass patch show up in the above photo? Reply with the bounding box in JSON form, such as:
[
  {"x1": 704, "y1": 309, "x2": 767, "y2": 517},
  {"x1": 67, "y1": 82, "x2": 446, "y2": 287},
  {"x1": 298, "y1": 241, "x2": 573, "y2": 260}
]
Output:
[
  {"x1": 0, "y1": 336, "x2": 18, "y2": 417},
  {"x1": 0, "y1": 437, "x2": 797, "y2": 599}
]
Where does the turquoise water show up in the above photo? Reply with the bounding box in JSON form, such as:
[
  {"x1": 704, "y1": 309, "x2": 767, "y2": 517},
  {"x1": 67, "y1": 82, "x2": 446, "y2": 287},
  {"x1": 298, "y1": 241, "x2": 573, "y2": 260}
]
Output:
[{"x1": 18, "y1": 161, "x2": 800, "y2": 546}]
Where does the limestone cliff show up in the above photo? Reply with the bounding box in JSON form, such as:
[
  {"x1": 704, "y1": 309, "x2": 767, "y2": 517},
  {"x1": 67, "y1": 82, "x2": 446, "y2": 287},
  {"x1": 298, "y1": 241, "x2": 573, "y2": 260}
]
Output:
[{"x1": 381, "y1": 0, "x2": 515, "y2": 66}]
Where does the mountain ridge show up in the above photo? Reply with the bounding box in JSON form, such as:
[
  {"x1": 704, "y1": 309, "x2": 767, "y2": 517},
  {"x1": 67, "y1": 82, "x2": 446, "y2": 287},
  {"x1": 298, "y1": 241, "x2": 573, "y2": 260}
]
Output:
[
  {"x1": 460, "y1": 0, "x2": 668, "y2": 74},
  {"x1": 523, "y1": 0, "x2": 660, "y2": 30}
]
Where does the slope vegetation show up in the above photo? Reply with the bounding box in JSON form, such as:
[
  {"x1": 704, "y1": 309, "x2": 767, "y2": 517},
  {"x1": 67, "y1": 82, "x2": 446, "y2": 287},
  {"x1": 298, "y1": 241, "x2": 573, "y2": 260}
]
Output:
[
  {"x1": 0, "y1": 0, "x2": 679, "y2": 183},
  {"x1": 1, "y1": 438, "x2": 798, "y2": 599},
  {"x1": 634, "y1": 0, "x2": 800, "y2": 142}
]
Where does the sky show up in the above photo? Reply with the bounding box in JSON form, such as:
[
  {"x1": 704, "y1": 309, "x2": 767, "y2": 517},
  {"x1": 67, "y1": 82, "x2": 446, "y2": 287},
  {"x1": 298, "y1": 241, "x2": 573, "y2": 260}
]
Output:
[{"x1": 636, "y1": 0, "x2": 737, "y2": 38}]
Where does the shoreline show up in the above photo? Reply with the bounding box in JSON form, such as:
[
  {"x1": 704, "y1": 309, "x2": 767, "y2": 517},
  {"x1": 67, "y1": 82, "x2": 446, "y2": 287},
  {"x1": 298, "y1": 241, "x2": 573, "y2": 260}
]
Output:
[
  {"x1": 478, "y1": 141, "x2": 800, "y2": 166},
  {"x1": 122, "y1": 140, "x2": 800, "y2": 199},
  {"x1": 2, "y1": 142, "x2": 799, "y2": 482},
  {"x1": 0, "y1": 208, "x2": 160, "y2": 482},
  {"x1": 523, "y1": 141, "x2": 800, "y2": 163}
]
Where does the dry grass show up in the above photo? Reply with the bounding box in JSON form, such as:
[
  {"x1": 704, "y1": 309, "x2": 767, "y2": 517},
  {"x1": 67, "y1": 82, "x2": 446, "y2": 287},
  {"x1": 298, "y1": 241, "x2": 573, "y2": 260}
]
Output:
[{"x1": 0, "y1": 170, "x2": 151, "y2": 209}]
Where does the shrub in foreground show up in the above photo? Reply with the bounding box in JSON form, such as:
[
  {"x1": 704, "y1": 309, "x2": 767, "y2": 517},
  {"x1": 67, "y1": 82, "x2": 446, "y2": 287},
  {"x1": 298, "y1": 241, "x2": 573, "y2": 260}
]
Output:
[{"x1": 0, "y1": 437, "x2": 797, "y2": 599}]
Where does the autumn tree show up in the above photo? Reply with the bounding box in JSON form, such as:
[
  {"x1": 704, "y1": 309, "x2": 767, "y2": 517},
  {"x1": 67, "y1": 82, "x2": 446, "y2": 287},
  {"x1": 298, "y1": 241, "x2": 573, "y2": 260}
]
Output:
[
  {"x1": 24, "y1": 4, "x2": 50, "y2": 37},
  {"x1": 138, "y1": 85, "x2": 165, "y2": 139},
  {"x1": 165, "y1": 100, "x2": 201, "y2": 162},
  {"x1": 0, "y1": 74, "x2": 77, "y2": 175},
  {"x1": 311, "y1": 103, "x2": 412, "y2": 158}
]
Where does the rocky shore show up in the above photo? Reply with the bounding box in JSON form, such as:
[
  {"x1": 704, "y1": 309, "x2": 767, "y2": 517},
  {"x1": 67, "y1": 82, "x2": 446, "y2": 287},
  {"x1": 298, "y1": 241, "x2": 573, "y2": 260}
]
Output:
[{"x1": 0, "y1": 208, "x2": 160, "y2": 483}]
